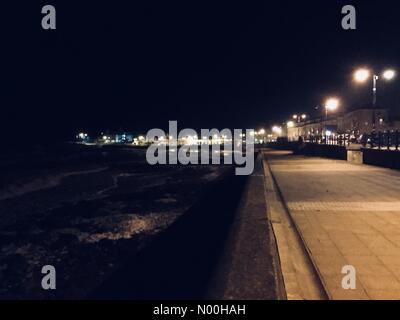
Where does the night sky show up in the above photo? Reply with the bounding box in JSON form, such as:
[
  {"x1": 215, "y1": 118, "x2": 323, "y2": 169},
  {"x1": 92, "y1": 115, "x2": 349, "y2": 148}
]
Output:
[{"x1": 3, "y1": 0, "x2": 400, "y2": 142}]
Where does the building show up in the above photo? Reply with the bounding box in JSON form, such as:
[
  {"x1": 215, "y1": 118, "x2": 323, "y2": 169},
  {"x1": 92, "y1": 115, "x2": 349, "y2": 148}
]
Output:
[{"x1": 287, "y1": 108, "x2": 400, "y2": 141}]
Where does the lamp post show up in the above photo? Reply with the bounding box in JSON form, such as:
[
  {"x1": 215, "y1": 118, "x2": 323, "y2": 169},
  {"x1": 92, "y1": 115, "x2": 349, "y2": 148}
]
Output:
[
  {"x1": 354, "y1": 68, "x2": 396, "y2": 130},
  {"x1": 324, "y1": 98, "x2": 339, "y2": 142},
  {"x1": 292, "y1": 114, "x2": 307, "y2": 123},
  {"x1": 325, "y1": 98, "x2": 339, "y2": 120}
]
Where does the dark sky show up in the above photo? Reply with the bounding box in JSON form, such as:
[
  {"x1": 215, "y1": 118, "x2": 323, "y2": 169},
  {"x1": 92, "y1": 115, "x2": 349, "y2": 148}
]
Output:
[{"x1": 2, "y1": 0, "x2": 400, "y2": 141}]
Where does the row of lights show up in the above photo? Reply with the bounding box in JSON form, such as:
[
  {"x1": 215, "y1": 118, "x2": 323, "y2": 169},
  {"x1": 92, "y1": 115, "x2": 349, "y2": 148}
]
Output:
[
  {"x1": 325, "y1": 68, "x2": 396, "y2": 113},
  {"x1": 279, "y1": 67, "x2": 397, "y2": 134},
  {"x1": 354, "y1": 68, "x2": 396, "y2": 83}
]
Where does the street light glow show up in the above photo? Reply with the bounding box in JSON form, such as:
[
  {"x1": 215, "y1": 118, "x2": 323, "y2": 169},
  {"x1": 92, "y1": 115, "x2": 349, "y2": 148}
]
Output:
[
  {"x1": 325, "y1": 98, "x2": 339, "y2": 111},
  {"x1": 383, "y1": 69, "x2": 396, "y2": 80},
  {"x1": 354, "y1": 68, "x2": 370, "y2": 82},
  {"x1": 272, "y1": 126, "x2": 282, "y2": 135},
  {"x1": 287, "y1": 121, "x2": 295, "y2": 128}
]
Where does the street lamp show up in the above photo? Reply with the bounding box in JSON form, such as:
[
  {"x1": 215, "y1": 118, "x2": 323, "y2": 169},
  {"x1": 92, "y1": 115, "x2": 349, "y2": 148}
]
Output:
[
  {"x1": 354, "y1": 67, "x2": 396, "y2": 130},
  {"x1": 354, "y1": 68, "x2": 396, "y2": 107},
  {"x1": 272, "y1": 125, "x2": 282, "y2": 136},
  {"x1": 383, "y1": 69, "x2": 396, "y2": 81},
  {"x1": 354, "y1": 68, "x2": 370, "y2": 83},
  {"x1": 286, "y1": 121, "x2": 295, "y2": 128},
  {"x1": 325, "y1": 98, "x2": 339, "y2": 117},
  {"x1": 292, "y1": 114, "x2": 307, "y2": 123},
  {"x1": 324, "y1": 98, "x2": 339, "y2": 139}
]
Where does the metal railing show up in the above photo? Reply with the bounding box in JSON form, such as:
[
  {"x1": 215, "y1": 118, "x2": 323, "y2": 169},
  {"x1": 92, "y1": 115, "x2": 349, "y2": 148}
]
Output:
[{"x1": 303, "y1": 130, "x2": 400, "y2": 150}]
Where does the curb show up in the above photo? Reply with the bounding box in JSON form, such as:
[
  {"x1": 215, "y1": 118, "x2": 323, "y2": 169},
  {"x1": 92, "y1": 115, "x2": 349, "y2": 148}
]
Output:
[{"x1": 263, "y1": 152, "x2": 330, "y2": 300}]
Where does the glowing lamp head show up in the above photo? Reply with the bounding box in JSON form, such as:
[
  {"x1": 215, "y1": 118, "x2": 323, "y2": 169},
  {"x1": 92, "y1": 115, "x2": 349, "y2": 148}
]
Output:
[
  {"x1": 325, "y1": 98, "x2": 339, "y2": 111},
  {"x1": 354, "y1": 68, "x2": 370, "y2": 82},
  {"x1": 272, "y1": 126, "x2": 282, "y2": 135},
  {"x1": 383, "y1": 69, "x2": 396, "y2": 80},
  {"x1": 286, "y1": 121, "x2": 295, "y2": 128}
]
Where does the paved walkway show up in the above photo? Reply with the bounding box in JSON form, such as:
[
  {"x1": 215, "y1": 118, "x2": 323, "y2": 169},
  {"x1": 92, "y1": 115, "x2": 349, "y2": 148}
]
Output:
[{"x1": 264, "y1": 150, "x2": 400, "y2": 300}]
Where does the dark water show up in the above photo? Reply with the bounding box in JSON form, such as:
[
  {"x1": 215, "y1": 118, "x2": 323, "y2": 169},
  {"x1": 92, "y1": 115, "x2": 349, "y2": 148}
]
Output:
[{"x1": 0, "y1": 144, "x2": 242, "y2": 299}]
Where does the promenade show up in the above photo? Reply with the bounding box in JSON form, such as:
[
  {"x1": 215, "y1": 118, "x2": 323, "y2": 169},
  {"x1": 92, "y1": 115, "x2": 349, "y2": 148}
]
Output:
[{"x1": 264, "y1": 150, "x2": 400, "y2": 299}]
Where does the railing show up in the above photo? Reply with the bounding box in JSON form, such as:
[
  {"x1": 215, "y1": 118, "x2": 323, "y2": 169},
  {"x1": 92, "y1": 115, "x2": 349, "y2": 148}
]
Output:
[{"x1": 303, "y1": 130, "x2": 400, "y2": 150}]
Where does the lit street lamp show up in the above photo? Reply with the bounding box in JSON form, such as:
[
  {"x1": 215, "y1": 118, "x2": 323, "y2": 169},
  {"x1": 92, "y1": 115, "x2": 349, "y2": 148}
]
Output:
[
  {"x1": 324, "y1": 98, "x2": 339, "y2": 138},
  {"x1": 354, "y1": 68, "x2": 370, "y2": 83},
  {"x1": 354, "y1": 67, "x2": 396, "y2": 130},
  {"x1": 286, "y1": 121, "x2": 295, "y2": 128},
  {"x1": 383, "y1": 69, "x2": 396, "y2": 81},
  {"x1": 272, "y1": 125, "x2": 282, "y2": 136},
  {"x1": 325, "y1": 98, "x2": 339, "y2": 119},
  {"x1": 354, "y1": 68, "x2": 396, "y2": 107},
  {"x1": 292, "y1": 114, "x2": 307, "y2": 123}
]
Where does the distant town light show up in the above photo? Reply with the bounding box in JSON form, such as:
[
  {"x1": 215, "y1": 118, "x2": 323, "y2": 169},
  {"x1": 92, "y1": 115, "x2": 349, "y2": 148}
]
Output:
[
  {"x1": 272, "y1": 126, "x2": 282, "y2": 135},
  {"x1": 354, "y1": 68, "x2": 370, "y2": 82},
  {"x1": 292, "y1": 114, "x2": 298, "y2": 120},
  {"x1": 301, "y1": 114, "x2": 307, "y2": 119},
  {"x1": 259, "y1": 128, "x2": 265, "y2": 135},
  {"x1": 383, "y1": 69, "x2": 396, "y2": 81},
  {"x1": 186, "y1": 136, "x2": 197, "y2": 145},
  {"x1": 78, "y1": 132, "x2": 88, "y2": 140}
]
